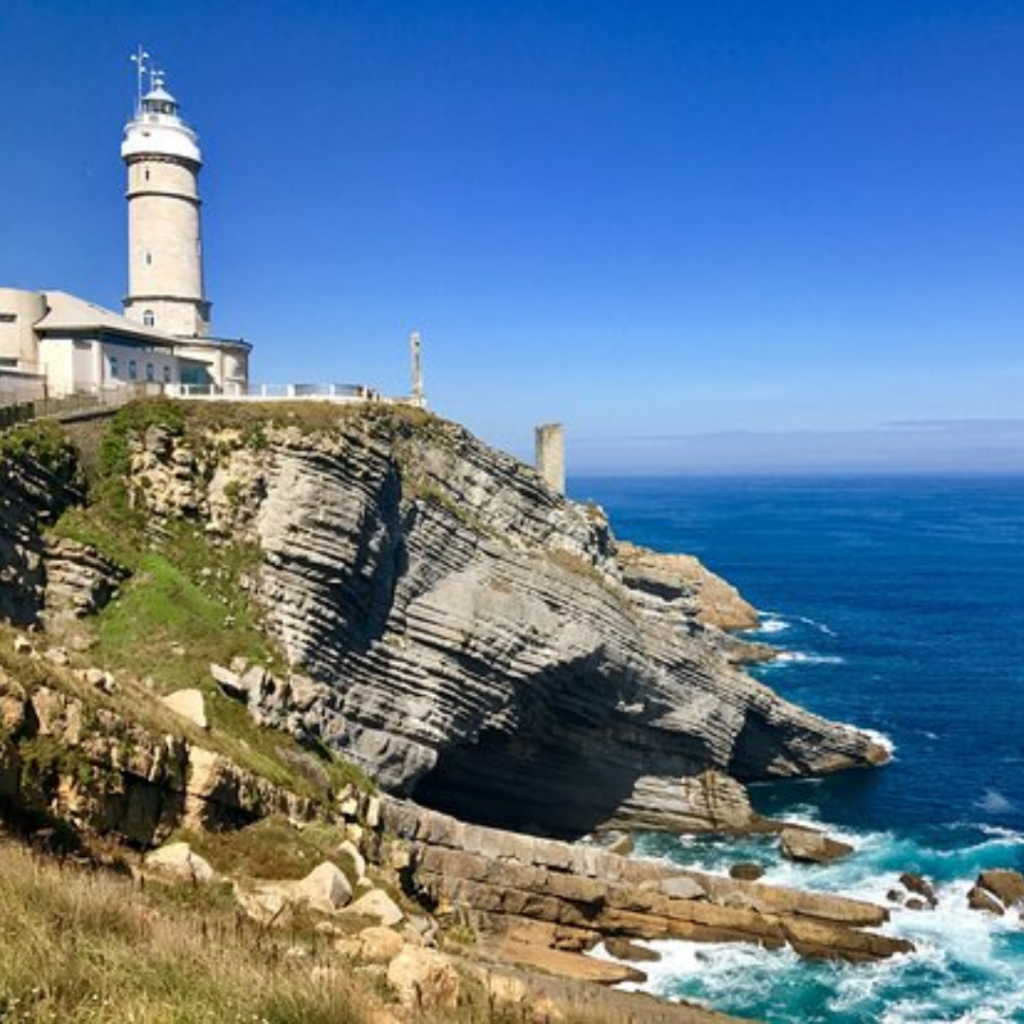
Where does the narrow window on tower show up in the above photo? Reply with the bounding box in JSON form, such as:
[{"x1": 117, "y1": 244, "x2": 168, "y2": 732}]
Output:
[
  {"x1": 145, "y1": 251, "x2": 153, "y2": 265},
  {"x1": 144, "y1": 168, "x2": 150, "y2": 181},
  {"x1": 143, "y1": 310, "x2": 155, "y2": 327}
]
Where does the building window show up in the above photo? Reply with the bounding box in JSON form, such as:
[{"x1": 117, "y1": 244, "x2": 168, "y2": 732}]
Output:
[
  {"x1": 110, "y1": 356, "x2": 119, "y2": 378},
  {"x1": 145, "y1": 251, "x2": 152, "y2": 266},
  {"x1": 146, "y1": 363, "x2": 155, "y2": 382},
  {"x1": 144, "y1": 168, "x2": 150, "y2": 181},
  {"x1": 163, "y1": 365, "x2": 172, "y2": 384},
  {"x1": 143, "y1": 309, "x2": 155, "y2": 326},
  {"x1": 128, "y1": 360, "x2": 137, "y2": 381},
  {"x1": 0, "y1": 313, "x2": 15, "y2": 324}
]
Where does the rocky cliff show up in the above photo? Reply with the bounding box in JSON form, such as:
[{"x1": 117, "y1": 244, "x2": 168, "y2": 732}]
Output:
[{"x1": 63, "y1": 400, "x2": 884, "y2": 839}]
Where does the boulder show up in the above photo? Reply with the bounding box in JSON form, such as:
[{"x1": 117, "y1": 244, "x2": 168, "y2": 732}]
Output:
[
  {"x1": 235, "y1": 883, "x2": 290, "y2": 925},
  {"x1": 899, "y1": 872, "x2": 937, "y2": 906},
  {"x1": 292, "y1": 861, "x2": 352, "y2": 913},
  {"x1": 780, "y1": 827, "x2": 854, "y2": 865},
  {"x1": 344, "y1": 887, "x2": 404, "y2": 927},
  {"x1": 386, "y1": 948, "x2": 461, "y2": 1011},
  {"x1": 337, "y1": 838, "x2": 366, "y2": 881},
  {"x1": 144, "y1": 842, "x2": 214, "y2": 884},
  {"x1": 660, "y1": 876, "x2": 706, "y2": 900},
  {"x1": 604, "y1": 832, "x2": 634, "y2": 857},
  {"x1": 162, "y1": 688, "x2": 208, "y2": 729},
  {"x1": 977, "y1": 870, "x2": 1024, "y2": 909},
  {"x1": 358, "y1": 925, "x2": 405, "y2": 963},
  {"x1": 604, "y1": 937, "x2": 661, "y2": 963},
  {"x1": 729, "y1": 862, "x2": 766, "y2": 882},
  {"x1": 967, "y1": 886, "x2": 1004, "y2": 916},
  {"x1": 210, "y1": 662, "x2": 248, "y2": 700}
]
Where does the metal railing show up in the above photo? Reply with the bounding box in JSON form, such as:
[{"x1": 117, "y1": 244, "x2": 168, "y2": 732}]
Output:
[
  {"x1": 165, "y1": 382, "x2": 392, "y2": 403},
  {"x1": 0, "y1": 384, "x2": 134, "y2": 432}
]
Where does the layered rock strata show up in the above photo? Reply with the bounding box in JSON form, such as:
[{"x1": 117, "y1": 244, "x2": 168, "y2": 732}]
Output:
[
  {"x1": 384, "y1": 798, "x2": 913, "y2": 964},
  {"x1": 0, "y1": 439, "x2": 82, "y2": 626},
  {"x1": 0, "y1": 664, "x2": 330, "y2": 844},
  {"x1": 111, "y1": 407, "x2": 888, "y2": 837}
]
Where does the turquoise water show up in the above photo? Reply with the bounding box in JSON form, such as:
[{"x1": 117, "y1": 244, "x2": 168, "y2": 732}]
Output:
[{"x1": 573, "y1": 476, "x2": 1024, "y2": 1024}]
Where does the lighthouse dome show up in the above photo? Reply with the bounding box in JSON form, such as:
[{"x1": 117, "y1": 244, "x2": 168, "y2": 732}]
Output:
[{"x1": 121, "y1": 76, "x2": 202, "y2": 165}]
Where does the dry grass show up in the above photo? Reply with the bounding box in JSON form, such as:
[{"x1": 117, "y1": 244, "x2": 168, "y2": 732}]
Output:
[{"x1": 0, "y1": 839, "x2": 373, "y2": 1024}]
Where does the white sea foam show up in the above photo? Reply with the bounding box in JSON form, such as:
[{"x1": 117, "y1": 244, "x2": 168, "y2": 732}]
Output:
[
  {"x1": 860, "y1": 727, "x2": 897, "y2": 757},
  {"x1": 976, "y1": 823, "x2": 1024, "y2": 843},
  {"x1": 756, "y1": 616, "x2": 791, "y2": 635},
  {"x1": 793, "y1": 613, "x2": 838, "y2": 637},
  {"x1": 764, "y1": 650, "x2": 846, "y2": 667},
  {"x1": 975, "y1": 789, "x2": 1016, "y2": 814}
]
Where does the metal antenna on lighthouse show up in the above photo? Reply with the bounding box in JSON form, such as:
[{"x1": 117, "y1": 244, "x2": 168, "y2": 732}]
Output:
[{"x1": 130, "y1": 45, "x2": 150, "y2": 115}]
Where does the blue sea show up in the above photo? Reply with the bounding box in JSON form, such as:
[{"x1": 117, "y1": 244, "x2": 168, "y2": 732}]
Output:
[{"x1": 571, "y1": 475, "x2": 1024, "y2": 1024}]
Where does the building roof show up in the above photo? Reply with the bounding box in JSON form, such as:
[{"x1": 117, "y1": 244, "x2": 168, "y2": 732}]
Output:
[{"x1": 35, "y1": 291, "x2": 181, "y2": 348}]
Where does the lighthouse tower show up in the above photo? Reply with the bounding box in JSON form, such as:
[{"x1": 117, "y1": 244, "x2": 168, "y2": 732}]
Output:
[{"x1": 121, "y1": 68, "x2": 210, "y2": 338}]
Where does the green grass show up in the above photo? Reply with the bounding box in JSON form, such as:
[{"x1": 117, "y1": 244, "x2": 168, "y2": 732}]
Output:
[
  {"x1": 176, "y1": 816, "x2": 353, "y2": 882},
  {"x1": 0, "y1": 420, "x2": 80, "y2": 482},
  {"x1": 86, "y1": 551, "x2": 366, "y2": 798}
]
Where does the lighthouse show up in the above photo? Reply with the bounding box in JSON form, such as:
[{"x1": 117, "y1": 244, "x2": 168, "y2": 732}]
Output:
[{"x1": 121, "y1": 64, "x2": 210, "y2": 338}]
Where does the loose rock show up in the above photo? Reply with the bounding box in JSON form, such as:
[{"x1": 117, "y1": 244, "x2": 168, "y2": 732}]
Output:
[
  {"x1": 729, "y1": 862, "x2": 766, "y2": 882},
  {"x1": 144, "y1": 842, "x2": 215, "y2": 884},
  {"x1": 899, "y1": 872, "x2": 937, "y2": 906},
  {"x1": 292, "y1": 861, "x2": 353, "y2": 913},
  {"x1": 967, "y1": 886, "x2": 1004, "y2": 916},
  {"x1": 977, "y1": 869, "x2": 1024, "y2": 909},
  {"x1": 162, "y1": 688, "x2": 208, "y2": 729},
  {"x1": 386, "y1": 947, "x2": 460, "y2": 1011},
  {"x1": 344, "y1": 887, "x2": 404, "y2": 927},
  {"x1": 780, "y1": 827, "x2": 854, "y2": 865}
]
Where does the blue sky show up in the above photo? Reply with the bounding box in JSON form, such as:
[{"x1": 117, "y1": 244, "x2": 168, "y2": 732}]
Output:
[{"x1": 2, "y1": 1, "x2": 1022, "y2": 472}]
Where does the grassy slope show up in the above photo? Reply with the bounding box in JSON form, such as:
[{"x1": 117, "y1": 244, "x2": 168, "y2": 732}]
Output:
[
  {"x1": 40, "y1": 404, "x2": 371, "y2": 798},
  {"x1": 0, "y1": 838, "x2": 372, "y2": 1024}
]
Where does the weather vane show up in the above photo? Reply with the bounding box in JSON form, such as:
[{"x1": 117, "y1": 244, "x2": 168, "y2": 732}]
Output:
[{"x1": 130, "y1": 45, "x2": 150, "y2": 114}]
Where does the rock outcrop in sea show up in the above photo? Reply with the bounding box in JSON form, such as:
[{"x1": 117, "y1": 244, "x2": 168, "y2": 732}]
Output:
[{"x1": 93, "y1": 403, "x2": 889, "y2": 838}]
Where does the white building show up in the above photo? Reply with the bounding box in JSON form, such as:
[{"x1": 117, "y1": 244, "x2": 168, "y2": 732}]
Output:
[{"x1": 0, "y1": 62, "x2": 250, "y2": 404}]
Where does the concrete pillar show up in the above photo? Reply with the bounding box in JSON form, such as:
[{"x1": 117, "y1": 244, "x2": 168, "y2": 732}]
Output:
[
  {"x1": 535, "y1": 422, "x2": 565, "y2": 494},
  {"x1": 410, "y1": 330, "x2": 425, "y2": 408}
]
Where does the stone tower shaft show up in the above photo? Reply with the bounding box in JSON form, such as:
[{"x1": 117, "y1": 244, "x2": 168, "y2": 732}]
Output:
[{"x1": 121, "y1": 73, "x2": 210, "y2": 338}]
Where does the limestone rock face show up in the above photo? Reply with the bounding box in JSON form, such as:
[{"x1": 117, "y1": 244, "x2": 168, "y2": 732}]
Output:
[
  {"x1": 120, "y1": 411, "x2": 889, "y2": 837},
  {"x1": 43, "y1": 537, "x2": 127, "y2": 624},
  {"x1": 617, "y1": 541, "x2": 760, "y2": 631},
  {"x1": 383, "y1": 797, "x2": 913, "y2": 965},
  {"x1": 0, "y1": 439, "x2": 82, "y2": 626}
]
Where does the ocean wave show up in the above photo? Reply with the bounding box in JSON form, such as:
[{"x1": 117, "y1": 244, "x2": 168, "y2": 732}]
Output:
[
  {"x1": 754, "y1": 614, "x2": 790, "y2": 635},
  {"x1": 763, "y1": 650, "x2": 846, "y2": 667},
  {"x1": 793, "y1": 613, "x2": 839, "y2": 637},
  {"x1": 975, "y1": 823, "x2": 1024, "y2": 843},
  {"x1": 755, "y1": 609, "x2": 838, "y2": 638},
  {"x1": 861, "y1": 727, "x2": 897, "y2": 757}
]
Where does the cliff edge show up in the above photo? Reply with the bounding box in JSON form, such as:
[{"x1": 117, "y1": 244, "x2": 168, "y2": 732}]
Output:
[{"x1": 6, "y1": 403, "x2": 888, "y2": 839}]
